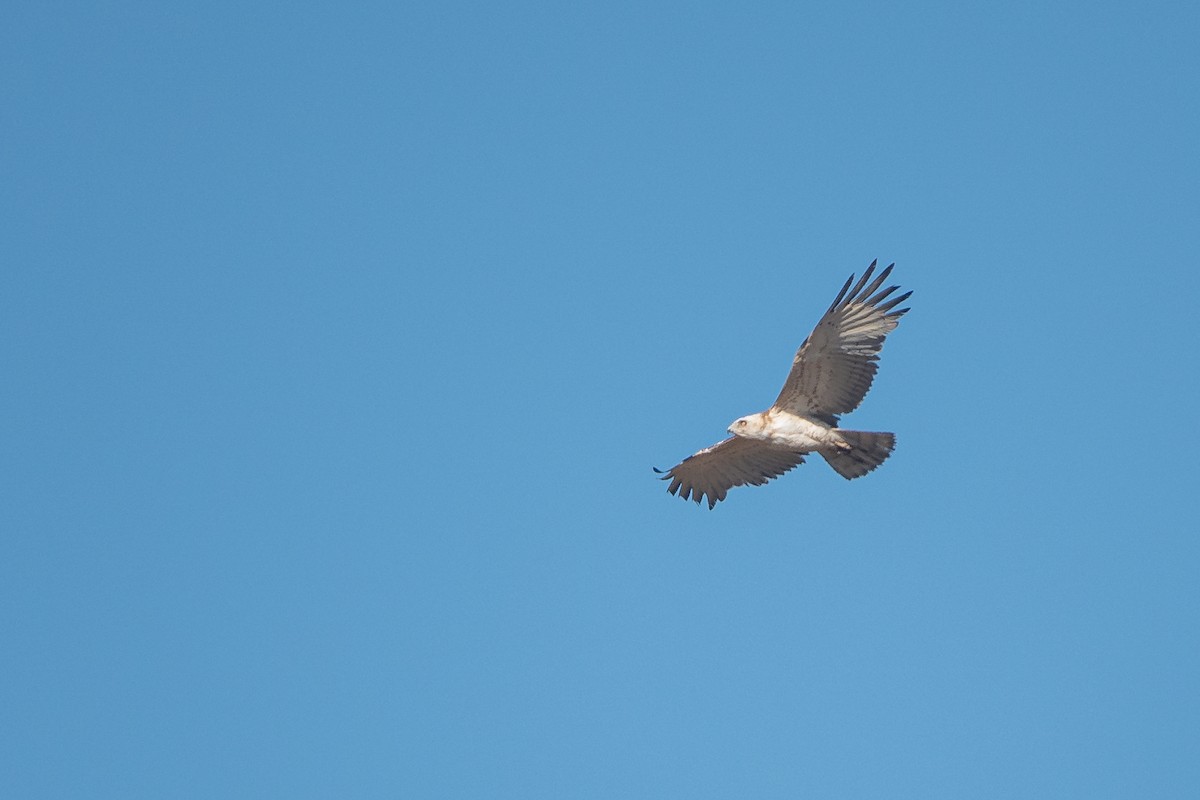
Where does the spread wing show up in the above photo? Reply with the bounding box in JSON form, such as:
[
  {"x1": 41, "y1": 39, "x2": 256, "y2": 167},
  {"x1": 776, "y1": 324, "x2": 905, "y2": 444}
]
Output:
[
  {"x1": 654, "y1": 437, "x2": 806, "y2": 509},
  {"x1": 772, "y1": 260, "x2": 911, "y2": 424}
]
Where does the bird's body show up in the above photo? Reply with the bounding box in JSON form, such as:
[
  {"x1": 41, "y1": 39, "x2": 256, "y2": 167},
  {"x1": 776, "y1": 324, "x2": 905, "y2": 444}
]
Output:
[
  {"x1": 729, "y1": 409, "x2": 848, "y2": 451},
  {"x1": 656, "y1": 260, "x2": 911, "y2": 508}
]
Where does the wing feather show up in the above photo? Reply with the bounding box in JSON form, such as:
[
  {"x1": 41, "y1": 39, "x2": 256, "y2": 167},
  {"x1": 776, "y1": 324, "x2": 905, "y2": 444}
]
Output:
[
  {"x1": 773, "y1": 260, "x2": 911, "y2": 423},
  {"x1": 654, "y1": 437, "x2": 806, "y2": 509}
]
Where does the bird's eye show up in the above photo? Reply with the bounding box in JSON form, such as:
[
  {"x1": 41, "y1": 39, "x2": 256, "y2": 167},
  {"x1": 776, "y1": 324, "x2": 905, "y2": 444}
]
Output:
[{"x1": 737, "y1": 420, "x2": 746, "y2": 427}]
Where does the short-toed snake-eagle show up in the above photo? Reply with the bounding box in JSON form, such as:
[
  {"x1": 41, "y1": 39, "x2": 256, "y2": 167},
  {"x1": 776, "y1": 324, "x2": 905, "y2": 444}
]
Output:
[{"x1": 655, "y1": 260, "x2": 912, "y2": 508}]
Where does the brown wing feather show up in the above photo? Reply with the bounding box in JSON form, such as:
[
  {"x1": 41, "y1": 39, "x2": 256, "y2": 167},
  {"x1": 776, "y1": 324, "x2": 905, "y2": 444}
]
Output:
[
  {"x1": 655, "y1": 437, "x2": 806, "y2": 509},
  {"x1": 772, "y1": 260, "x2": 911, "y2": 424}
]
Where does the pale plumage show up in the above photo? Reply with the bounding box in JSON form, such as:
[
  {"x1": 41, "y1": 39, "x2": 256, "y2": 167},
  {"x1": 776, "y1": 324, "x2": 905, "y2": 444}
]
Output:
[{"x1": 656, "y1": 260, "x2": 911, "y2": 508}]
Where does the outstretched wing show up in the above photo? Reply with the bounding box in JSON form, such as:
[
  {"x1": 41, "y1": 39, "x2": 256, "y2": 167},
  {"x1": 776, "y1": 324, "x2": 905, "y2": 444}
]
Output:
[
  {"x1": 773, "y1": 260, "x2": 911, "y2": 424},
  {"x1": 654, "y1": 437, "x2": 806, "y2": 509}
]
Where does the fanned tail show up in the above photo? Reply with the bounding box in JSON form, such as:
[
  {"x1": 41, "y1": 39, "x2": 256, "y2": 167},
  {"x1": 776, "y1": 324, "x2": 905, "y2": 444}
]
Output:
[{"x1": 821, "y1": 430, "x2": 895, "y2": 479}]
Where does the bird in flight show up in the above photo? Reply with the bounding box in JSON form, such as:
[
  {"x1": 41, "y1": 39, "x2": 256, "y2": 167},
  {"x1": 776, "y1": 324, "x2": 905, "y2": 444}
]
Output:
[{"x1": 655, "y1": 260, "x2": 912, "y2": 508}]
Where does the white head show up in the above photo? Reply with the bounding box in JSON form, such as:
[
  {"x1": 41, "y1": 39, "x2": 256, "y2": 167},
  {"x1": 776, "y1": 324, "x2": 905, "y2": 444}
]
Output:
[{"x1": 728, "y1": 413, "x2": 768, "y2": 438}]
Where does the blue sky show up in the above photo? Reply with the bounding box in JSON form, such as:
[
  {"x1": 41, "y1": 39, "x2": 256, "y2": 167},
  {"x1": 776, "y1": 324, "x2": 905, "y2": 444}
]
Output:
[{"x1": 3, "y1": 1, "x2": 1199, "y2": 796}]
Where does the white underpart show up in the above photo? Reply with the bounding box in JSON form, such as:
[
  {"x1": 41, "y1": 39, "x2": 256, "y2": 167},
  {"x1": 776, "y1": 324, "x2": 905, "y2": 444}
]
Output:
[{"x1": 729, "y1": 410, "x2": 844, "y2": 452}]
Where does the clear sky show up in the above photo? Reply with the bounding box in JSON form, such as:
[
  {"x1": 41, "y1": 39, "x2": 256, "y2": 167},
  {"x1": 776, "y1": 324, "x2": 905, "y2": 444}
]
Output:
[{"x1": 3, "y1": 1, "x2": 1199, "y2": 797}]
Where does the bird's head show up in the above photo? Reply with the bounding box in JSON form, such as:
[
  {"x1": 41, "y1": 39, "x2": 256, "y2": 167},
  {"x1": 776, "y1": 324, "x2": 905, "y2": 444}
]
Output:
[{"x1": 728, "y1": 413, "x2": 768, "y2": 439}]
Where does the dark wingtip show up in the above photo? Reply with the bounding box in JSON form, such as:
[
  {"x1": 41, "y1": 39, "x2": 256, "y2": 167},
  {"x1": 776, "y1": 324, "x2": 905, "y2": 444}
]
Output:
[
  {"x1": 652, "y1": 466, "x2": 667, "y2": 474},
  {"x1": 879, "y1": 289, "x2": 913, "y2": 315}
]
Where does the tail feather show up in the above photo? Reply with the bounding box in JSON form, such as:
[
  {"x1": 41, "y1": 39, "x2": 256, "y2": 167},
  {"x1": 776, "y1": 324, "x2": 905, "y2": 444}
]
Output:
[{"x1": 821, "y1": 430, "x2": 895, "y2": 480}]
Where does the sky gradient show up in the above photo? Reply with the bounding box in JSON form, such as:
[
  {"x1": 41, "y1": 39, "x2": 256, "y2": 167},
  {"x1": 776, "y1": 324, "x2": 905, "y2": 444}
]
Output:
[{"x1": 3, "y1": 1, "x2": 1199, "y2": 797}]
